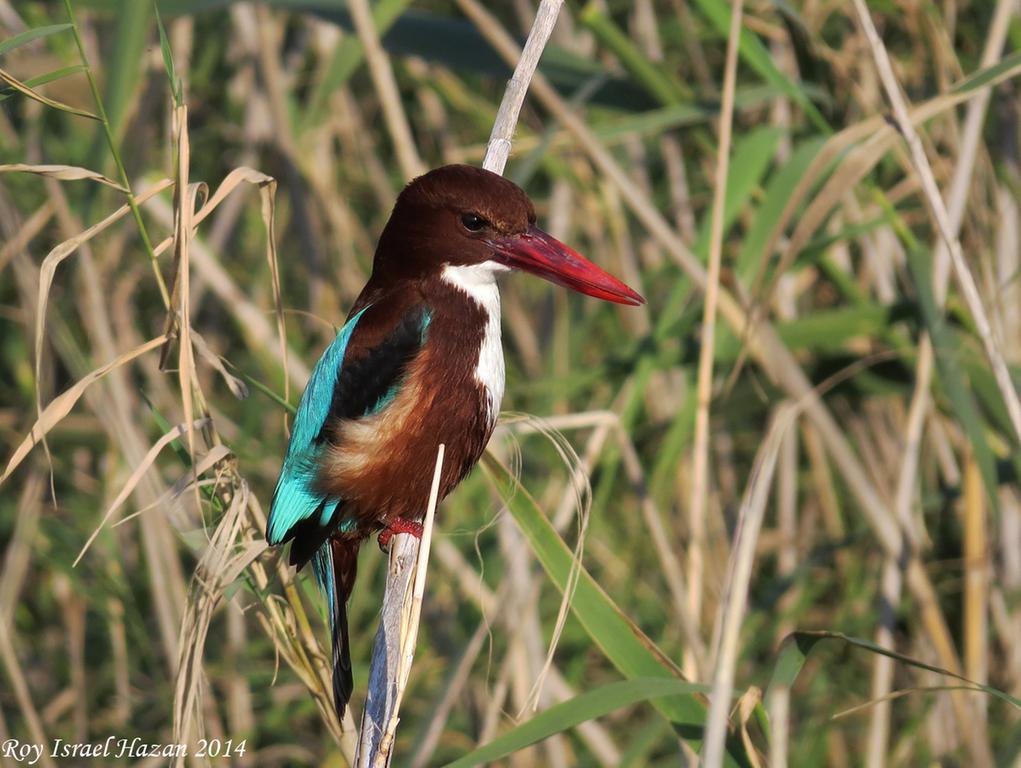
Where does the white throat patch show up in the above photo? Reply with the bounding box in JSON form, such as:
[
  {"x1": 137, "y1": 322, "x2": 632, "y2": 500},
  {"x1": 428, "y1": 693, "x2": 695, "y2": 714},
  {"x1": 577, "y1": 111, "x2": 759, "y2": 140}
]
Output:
[{"x1": 441, "y1": 262, "x2": 506, "y2": 424}]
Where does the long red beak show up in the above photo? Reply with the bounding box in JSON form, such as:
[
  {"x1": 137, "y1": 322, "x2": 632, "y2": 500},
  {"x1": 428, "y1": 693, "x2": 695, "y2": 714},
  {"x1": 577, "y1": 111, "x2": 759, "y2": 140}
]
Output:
[{"x1": 488, "y1": 226, "x2": 645, "y2": 306}]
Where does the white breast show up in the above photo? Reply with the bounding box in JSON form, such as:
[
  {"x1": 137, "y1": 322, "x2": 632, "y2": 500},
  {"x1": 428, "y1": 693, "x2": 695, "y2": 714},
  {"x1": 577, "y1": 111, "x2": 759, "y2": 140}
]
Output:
[{"x1": 441, "y1": 262, "x2": 506, "y2": 425}]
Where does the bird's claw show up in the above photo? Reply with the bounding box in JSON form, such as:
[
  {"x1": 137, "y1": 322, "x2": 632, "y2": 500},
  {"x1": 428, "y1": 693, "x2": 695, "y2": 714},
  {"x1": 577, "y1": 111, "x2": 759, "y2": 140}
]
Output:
[{"x1": 377, "y1": 519, "x2": 425, "y2": 551}]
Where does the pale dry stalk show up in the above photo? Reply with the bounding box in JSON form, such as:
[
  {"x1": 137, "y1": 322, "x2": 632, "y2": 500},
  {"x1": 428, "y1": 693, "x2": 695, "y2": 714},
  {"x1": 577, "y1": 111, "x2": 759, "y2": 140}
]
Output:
[
  {"x1": 866, "y1": 0, "x2": 1013, "y2": 757},
  {"x1": 852, "y1": 0, "x2": 1021, "y2": 447},
  {"x1": 690, "y1": 0, "x2": 743, "y2": 677},
  {"x1": 853, "y1": 3, "x2": 1010, "y2": 762},
  {"x1": 347, "y1": 0, "x2": 425, "y2": 179},
  {"x1": 768, "y1": 421, "x2": 799, "y2": 767},
  {"x1": 356, "y1": 444, "x2": 444, "y2": 767},
  {"x1": 703, "y1": 406, "x2": 792, "y2": 766},
  {"x1": 483, "y1": 0, "x2": 564, "y2": 176},
  {"x1": 962, "y1": 455, "x2": 989, "y2": 723}
]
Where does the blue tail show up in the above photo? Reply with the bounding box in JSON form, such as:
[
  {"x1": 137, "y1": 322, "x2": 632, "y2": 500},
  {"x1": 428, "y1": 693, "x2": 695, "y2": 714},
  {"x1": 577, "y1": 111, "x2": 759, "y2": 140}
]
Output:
[{"x1": 313, "y1": 538, "x2": 359, "y2": 717}]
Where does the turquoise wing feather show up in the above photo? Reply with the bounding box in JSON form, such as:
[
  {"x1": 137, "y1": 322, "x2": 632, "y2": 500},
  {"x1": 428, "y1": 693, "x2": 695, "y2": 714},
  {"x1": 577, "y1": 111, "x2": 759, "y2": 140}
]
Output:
[{"x1": 266, "y1": 307, "x2": 369, "y2": 545}]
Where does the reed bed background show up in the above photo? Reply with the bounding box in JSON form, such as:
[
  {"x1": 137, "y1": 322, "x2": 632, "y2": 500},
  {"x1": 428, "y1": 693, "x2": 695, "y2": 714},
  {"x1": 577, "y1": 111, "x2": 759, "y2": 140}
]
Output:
[{"x1": 1, "y1": 0, "x2": 1020, "y2": 765}]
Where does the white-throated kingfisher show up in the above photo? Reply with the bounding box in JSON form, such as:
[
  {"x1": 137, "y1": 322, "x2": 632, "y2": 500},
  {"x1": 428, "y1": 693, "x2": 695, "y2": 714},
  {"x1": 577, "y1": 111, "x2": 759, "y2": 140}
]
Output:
[{"x1": 266, "y1": 165, "x2": 643, "y2": 717}]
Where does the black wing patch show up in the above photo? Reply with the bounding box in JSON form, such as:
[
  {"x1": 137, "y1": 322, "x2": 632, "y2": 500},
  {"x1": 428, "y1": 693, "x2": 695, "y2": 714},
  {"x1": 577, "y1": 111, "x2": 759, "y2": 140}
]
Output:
[{"x1": 316, "y1": 305, "x2": 430, "y2": 442}]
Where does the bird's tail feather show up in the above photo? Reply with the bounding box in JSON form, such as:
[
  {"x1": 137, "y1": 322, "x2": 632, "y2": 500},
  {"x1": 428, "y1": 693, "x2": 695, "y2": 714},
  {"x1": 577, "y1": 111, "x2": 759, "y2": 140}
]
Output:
[{"x1": 312, "y1": 537, "x2": 359, "y2": 718}]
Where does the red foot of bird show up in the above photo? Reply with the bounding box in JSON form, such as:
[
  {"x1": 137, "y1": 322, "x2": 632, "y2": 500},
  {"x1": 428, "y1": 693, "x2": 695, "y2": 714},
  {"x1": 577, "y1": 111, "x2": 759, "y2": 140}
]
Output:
[{"x1": 377, "y1": 519, "x2": 425, "y2": 551}]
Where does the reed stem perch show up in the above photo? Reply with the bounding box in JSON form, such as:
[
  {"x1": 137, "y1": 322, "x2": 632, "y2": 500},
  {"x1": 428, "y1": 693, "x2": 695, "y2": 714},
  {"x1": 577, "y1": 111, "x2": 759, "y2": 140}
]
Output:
[
  {"x1": 483, "y1": 0, "x2": 565, "y2": 176},
  {"x1": 354, "y1": 4, "x2": 563, "y2": 763},
  {"x1": 356, "y1": 444, "x2": 444, "y2": 767}
]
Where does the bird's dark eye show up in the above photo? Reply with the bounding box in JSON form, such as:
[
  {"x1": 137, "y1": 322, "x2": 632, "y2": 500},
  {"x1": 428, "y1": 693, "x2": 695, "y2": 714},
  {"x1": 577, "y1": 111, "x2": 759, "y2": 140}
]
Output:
[{"x1": 460, "y1": 213, "x2": 486, "y2": 232}]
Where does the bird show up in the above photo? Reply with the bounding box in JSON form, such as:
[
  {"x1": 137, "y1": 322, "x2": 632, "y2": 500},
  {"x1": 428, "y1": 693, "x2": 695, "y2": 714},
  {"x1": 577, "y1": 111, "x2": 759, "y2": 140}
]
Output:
[{"x1": 265, "y1": 164, "x2": 643, "y2": 718}]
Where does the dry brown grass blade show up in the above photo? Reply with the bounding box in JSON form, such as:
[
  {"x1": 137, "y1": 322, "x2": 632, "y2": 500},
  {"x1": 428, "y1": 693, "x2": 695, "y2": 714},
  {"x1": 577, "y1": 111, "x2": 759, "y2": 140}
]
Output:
[
  {"x1": 195, "y1": 167, "x2": 277, "y2": 227},
  {"x1": 114, "y1": 444, "x2": 233, "y2": 529},
  {"x1": 190, "y1": 329, "x2": 249, "y2": 400},
  {"x1": 0, "y1": 65, "x2": 98, "y2": 119},
  {"x1": 73, "y1": 418, "x2": 212, "y2": 567},
  {"x1": 149, "y1": 166, "x2": 280, "y2": 261},
  {"x1": 160, "y1": 106, "x2": 203, "y2": 468},
  {"x1": 2, "y1": 334, "x2": 168, "y2": 484},
  {"x1": 142, "y1": 169, "x2": 305, "y2": 389},
  {"x1": 0, "y1": 200, "x2": 53, "y2": 274},
  {"x1": 836, "y1": 685, "x2": 991, "y2": 720},
  {"x1": 172, "y1": 480, "x2": 268, "y2": 762},
  {"x1": 257, "y1": 173, "x2": 288, "y2": 424},
  {"x1": 33, "y1": 178, "x2": 174, "y2": 448},
  {"x1": 737, "y1": 686, "x2": 765, "y2": 768},
  {"x1": 153, "y1": 162, "x2": 284, "y2": 412},
  {"x1": 0, "y1": 163, "x2": 127, "y2": 191}
]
